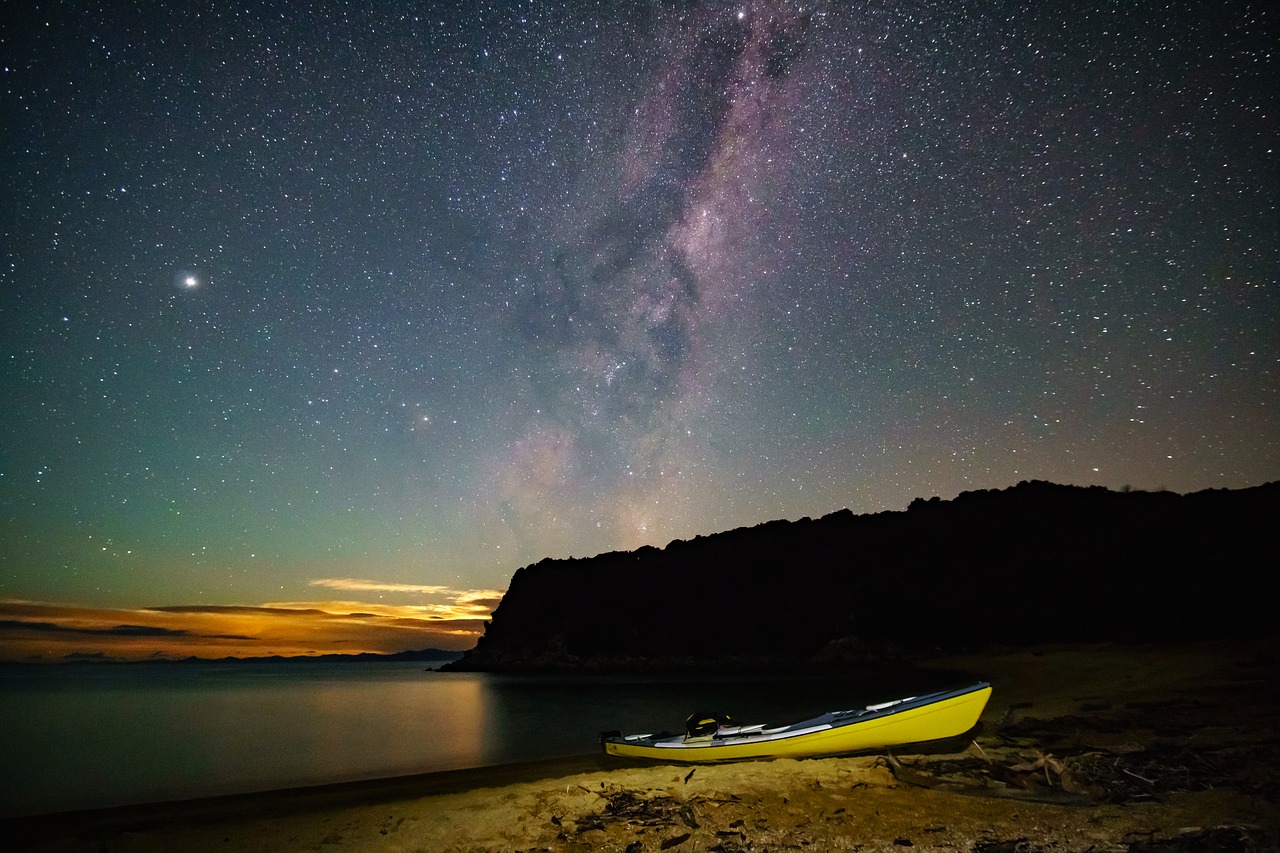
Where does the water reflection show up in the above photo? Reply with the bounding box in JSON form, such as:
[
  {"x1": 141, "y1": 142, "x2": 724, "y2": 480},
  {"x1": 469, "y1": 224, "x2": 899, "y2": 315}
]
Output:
[
  {"x1": 0, "y1": 663, "x2": 495, "y2": 817},
  {"x1": 0, "y1": 662, "x2": 974, "y2": 817},
  {"x1": 306, "y1": 671, "x2": 491, "y2": 778}
]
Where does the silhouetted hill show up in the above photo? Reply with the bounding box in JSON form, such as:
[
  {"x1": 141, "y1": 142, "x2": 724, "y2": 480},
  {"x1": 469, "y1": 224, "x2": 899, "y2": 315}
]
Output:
[{"x1": 447, "y1": 481, "x2": 1280, "y2": 671}]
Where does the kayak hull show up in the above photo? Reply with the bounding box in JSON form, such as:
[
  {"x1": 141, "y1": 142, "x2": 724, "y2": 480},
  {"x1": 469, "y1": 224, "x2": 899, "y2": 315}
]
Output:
[{"x1": 602, "y1": 682, "x2": 991, "y2": 763}]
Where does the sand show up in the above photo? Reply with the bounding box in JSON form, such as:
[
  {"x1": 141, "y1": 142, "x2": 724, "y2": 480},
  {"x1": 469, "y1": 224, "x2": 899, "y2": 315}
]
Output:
[{"x1": 9, "y1": 637, "x2": 1278, "y2": 852}]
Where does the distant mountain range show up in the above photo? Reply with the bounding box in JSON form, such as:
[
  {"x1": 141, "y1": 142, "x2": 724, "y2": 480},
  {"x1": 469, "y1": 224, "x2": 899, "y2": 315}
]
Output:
[
  {"x1": 34, "y1": 648, "x2": 466, "y2": 666},
  {"x1": 184, "y1": 648, "x2": 467, "y2": 665},
  {"x1": 447, "y1": 480, "x2": 1280, "y2": 672}
]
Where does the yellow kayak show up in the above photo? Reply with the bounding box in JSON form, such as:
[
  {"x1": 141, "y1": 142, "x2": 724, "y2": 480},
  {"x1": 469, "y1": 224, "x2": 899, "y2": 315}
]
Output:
[{"x1": 602, "y1": 682, "x2": 991, "y2": 763}]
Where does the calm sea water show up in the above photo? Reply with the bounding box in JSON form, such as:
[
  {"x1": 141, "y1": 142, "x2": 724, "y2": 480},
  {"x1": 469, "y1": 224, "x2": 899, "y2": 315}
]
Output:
[{"x1": 0, "y1": 662, "x2": 961, "y2": 818}]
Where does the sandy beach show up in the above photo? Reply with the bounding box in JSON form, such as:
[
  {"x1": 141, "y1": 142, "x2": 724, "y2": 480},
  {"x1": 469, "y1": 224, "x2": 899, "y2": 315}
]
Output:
[{"x1": 9, "y1": 637, "x2": 1278, "y2": 852}]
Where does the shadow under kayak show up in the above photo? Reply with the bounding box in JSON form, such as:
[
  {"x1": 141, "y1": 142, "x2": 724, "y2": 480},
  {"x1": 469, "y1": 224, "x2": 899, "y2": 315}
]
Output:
[{"x1": 601, "y1": 682, "x2": 992, "y2": 763}]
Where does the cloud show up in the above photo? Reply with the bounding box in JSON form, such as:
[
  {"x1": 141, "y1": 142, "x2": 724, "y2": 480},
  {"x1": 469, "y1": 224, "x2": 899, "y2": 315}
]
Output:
[
  {"x1": 308, "y1": 578, "x2": 457, "y2": 595},
  {"x1": 0, "y1": 619, "x2": 70, "y2": 634},
  {"x1": 106, "y1": 624, "x2": 193, "y2": 637},
  {"x1": 150, "y1": 605, "x2": 331, "y2": 616},
  {"x1": 304, "y1": 580, "x2": 507, "y2": 620},
  {"x1": 0, "y1": 617, "x2": 249, "y2": 640},
  {"x1": 0, "y1": 590, "x2": 501, "y2": 663},
  {"x1": 265, "y1": 596, "x2": 504, "y2": 623}
]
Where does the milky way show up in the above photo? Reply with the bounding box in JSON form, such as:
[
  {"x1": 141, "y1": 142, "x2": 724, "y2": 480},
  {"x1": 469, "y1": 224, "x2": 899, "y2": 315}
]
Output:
[
  {"x1": 1, "y1": 1, "x2": 1276, "y2": 648},
  {"x1": 490, "y1": 4, "x2": 818, "y2": 554}
]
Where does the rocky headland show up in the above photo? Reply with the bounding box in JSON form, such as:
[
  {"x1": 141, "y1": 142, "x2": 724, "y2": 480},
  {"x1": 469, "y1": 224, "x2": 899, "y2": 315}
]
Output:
[{"x1": 448, "y1": 480, "x2": 1279, "y2": 671}]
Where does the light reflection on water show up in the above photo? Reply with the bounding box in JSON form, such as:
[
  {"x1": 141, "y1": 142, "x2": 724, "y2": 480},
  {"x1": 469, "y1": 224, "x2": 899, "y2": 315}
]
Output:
[{"x1": 0, "y1": 662, "x2": 967, "y2": 817}]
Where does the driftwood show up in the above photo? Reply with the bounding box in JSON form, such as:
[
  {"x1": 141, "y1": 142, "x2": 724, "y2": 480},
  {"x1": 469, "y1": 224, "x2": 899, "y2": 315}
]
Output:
[
  {"x1": 884, "y1": 697, "x2": 1280, "y2": 809},
  {"x1": 882, "y1": 750, "x2": 1094, "y2": 806},
  {"x1": 572, "y1": 786, "x2": 703, "y2": 834}
]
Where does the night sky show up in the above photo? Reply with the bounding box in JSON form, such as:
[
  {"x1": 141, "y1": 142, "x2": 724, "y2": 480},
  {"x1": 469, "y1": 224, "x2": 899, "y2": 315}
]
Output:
[{"x1": 2, "y1": 2, "x2": 1276, "y2": 660}]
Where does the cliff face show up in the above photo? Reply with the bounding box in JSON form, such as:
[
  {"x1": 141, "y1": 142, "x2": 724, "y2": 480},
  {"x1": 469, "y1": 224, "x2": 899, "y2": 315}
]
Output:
[{"x1": 448, "y1": 481, "x2": 1280, "y2": 671}]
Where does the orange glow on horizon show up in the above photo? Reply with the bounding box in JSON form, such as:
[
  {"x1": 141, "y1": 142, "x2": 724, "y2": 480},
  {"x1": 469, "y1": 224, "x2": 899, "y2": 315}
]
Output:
[{"x1": 0, "y1": 592, "x2": 500, "y2": 663}]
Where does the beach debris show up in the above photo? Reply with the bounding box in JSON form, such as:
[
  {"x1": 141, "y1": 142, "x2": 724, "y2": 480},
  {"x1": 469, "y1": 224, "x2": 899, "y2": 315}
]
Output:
[
  {"x1": 973, "y1": 838, "x2": 1033, "y2": 853},
  {"x1": 708, "y1": 838, "x2": 752, "y2": 853},
  {"x1": 574, "y1": 785, "x2": 706, "y2": 836},
  {"x1": 883, "y1": 726, "x2": 1272, "y2": 808},
  {"x1": 883, "y1": 750, "x2": 1091, "y2": 806},
  {"x1": 1122, "y1": 824, "x2": 1265, "y2": 851},
  {"x1": 1008, "y1": 752, "x2": 1065, "y2": 778}
]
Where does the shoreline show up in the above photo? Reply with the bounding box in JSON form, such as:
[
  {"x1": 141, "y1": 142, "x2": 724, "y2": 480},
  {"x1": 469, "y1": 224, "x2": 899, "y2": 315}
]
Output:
[
  {"x1": 3, "y1": 753, "x2": 632, "y2": 843},
  {"x1": 9, "y1": 637, "x2": 1278, "y2": 851}
]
